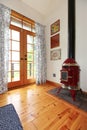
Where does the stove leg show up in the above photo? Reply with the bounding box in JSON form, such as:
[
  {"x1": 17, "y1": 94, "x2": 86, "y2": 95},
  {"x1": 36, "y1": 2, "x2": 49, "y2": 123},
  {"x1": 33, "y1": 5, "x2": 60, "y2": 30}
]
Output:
[
  {"x1": 57, "y1": 87, "x2": 62, "y2": 93},
  {"x1": 79, "y1": 88, "x2": 83, "y2": 95},
  {"x1": 70, "y1": 90, "x2": 76, "y2": 101}
]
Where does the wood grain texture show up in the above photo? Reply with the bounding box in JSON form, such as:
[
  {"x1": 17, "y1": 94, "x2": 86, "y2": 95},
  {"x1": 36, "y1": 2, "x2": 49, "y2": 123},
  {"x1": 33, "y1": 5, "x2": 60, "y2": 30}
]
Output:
[{"x1": 0, "y1": 83, "x2": 87, "y2": 130}]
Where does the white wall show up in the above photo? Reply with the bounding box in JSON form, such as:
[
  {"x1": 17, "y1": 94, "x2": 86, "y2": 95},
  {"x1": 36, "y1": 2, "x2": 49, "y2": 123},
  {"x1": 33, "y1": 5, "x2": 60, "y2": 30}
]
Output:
[
  {"x1": 46, "y1": 0, "x2": 87, "y2": 92},
  {"x1": 76, "y1": 0, "x2": 87, "y2": 91},
  {"x1": 45, "y1": 0, "x2": 68, "y2": 84},
  {"x1": 0, "y1": 0, "x2": 44, "y2": 24}
]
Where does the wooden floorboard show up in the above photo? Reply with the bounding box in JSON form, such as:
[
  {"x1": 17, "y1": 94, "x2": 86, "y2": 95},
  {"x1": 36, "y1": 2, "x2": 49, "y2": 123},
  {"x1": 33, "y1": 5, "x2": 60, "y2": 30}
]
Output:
[{"x1": 0, "y1": 83, "x2": 87, "y2": 130}]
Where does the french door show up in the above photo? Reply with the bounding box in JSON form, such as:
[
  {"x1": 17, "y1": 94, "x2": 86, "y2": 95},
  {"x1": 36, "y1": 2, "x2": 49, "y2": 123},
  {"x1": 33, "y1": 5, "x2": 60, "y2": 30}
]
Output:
[{"x1": 8, "y1": 25, "x2": 35, "y2": 88}]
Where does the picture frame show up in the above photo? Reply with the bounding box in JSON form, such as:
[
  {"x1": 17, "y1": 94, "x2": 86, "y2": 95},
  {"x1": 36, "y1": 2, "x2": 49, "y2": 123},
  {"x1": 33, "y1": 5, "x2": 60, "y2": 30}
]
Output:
[
  {"x1": 51, "y1": 19, "x2": 60, "y2": 35},
  {"x1": 50, "y1": 49, "x2": 61, "y2": 60},
  {"x1": 51, "y1": 34, "x2": 60, "y2": 48}
]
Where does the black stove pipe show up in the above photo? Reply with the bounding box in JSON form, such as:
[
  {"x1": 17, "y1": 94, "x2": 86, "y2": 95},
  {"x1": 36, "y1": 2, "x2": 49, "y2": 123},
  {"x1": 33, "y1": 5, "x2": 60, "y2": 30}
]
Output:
[{"x1": 68, "y1": 0, "x2": 75, "y2": 59}]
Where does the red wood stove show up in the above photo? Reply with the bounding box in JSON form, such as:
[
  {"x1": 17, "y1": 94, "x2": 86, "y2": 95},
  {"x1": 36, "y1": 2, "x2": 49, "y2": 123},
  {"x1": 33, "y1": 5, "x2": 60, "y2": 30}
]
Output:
[{"x1": 60, "y1": 58, "x2": 81, "y2": 101}]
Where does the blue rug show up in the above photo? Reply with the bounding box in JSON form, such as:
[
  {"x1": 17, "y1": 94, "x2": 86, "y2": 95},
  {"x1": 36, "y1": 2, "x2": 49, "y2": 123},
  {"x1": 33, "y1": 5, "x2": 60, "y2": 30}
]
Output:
[
  {"x1": 0, "y1": 104, "x2": 23, "y2": 130},
  {"x1": 48, "y1": 87, "x2": 87, "y2": 112}
]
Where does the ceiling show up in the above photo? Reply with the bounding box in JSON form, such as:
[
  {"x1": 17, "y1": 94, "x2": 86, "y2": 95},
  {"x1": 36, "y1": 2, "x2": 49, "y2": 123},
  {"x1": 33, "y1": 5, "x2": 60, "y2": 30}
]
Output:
[{"x1": 21, "y1": 0, "x2": 60, "y2": 16}]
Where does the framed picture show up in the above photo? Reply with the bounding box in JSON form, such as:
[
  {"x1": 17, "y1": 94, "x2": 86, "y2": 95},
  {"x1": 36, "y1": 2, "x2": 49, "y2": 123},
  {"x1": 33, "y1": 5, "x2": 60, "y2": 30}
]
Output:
[
  {"x1": 51, "y1": 19, "x2": 60, "y2": 35},
  {"x1": 51, "y1": 34, "x2": 60, "y2": 48},
  {"x1": 50, "y1": 49, "x2": 61, "y2": 60}
]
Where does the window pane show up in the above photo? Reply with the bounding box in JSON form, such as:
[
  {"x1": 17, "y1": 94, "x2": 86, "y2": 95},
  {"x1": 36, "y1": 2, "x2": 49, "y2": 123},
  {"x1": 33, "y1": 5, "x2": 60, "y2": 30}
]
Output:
[
  {"x1": 12, "y1": 71, "x2": 20, "y2": 81},
  {"x1": 27, "y1": 35, "x2": 33, "y2": 44},
  {"x1": 27, "y1": 62, "x2": 33, "y2": 71},
  {"x1": 9, "y1": 63, "x2": 11, "y2": 71},
  {"x1": 12, "y1": 41, "x2": 20, "y2": 51},
  {"x1": 32, "y1": 25, "x2": 35, "y2": 33},
  {"x1": 27, "y1": 70, "x2": 33, "y2": 79},
  {"x1": 27, "y1": 44, "x2": 33, "y2": 52},
  {"x1": 27, "y1": 53, "x2": 33, "y2": 61},
  {"x1": 23, "y1": 21, "x2": 31, "y2": 31},
  {"x1": 8, "y1": 72, "x2": 11, "y2": 82},
  {"x1": 12, "y1": 51, "x2": 20, "y2": 61},
  {"x1": 11, "y1": 17, "x2": 22, "y2": 28},
  {"x1": 11, "y1": 62, "x2": 20, "y2": 71},
  {"x1": 9, "y1": 62, "x2": 20, "y2": 71},
  {"x1": 34, "y1": 63, "x2": 36, "y2": 78},
  {"x1": 12, "y1": 30, "x2": 20, "y2": 41}
]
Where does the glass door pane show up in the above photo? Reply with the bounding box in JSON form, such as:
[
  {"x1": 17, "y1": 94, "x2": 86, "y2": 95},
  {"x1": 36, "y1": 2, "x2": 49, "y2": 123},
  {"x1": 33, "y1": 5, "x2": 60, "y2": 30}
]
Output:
[
  {"x1": 27, "y1": 35, "x2": 34, "y2": 79},
  {"x1": 27, "y1": 62, "x2": 34, "y2": 78}
]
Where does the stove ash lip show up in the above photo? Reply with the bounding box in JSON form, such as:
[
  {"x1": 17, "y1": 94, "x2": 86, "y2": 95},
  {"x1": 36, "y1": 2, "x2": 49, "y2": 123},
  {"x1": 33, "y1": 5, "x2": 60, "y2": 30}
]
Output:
[{"x1": 60, "y1": 83, "x2": 80, "y2": 90}]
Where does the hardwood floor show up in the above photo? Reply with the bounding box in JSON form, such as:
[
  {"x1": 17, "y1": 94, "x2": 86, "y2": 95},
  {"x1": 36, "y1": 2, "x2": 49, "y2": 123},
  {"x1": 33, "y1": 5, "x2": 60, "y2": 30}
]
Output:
[{"x1": 0, "y1": 83, "x2": 87, "y2": 130}]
